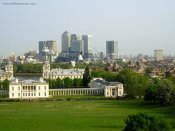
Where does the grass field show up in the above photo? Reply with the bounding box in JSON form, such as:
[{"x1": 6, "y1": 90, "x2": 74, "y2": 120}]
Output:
[{"x1": 0, "y1": 98, "x2": 175, "y2": 131}]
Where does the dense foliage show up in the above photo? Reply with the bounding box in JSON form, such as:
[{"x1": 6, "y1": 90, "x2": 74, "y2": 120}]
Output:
[
  {"x1": 91, "y1": 70, "x2": 117, "y2": 81},
  {"x1": 123, "y1": 113, "x2": 170, "y2": 131},
  {"x1": 14, "y1": 64, "x2": 42, "y2": 73},
  {"x1": 51, "y1": 63, "x2": 87, "y2": 69},
  {"x1": 144, "y1": 78, "x2": 175, "y2": 107},
  {"x1": 83, "y1": 66, "x2": 91, "y2": 87},
  {"x1": 116, "y1": 69, "x2": 150, "y2": 99},
  {"x1": 46, "y1": 77, "x2": 83, "y2": 88},
  {"x1": 0, "y1": 79, "x2": 10, "y2": 89}
]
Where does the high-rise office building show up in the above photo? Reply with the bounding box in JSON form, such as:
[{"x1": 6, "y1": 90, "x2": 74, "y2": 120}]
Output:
[
  {"x1": 71, "y1": 34, "x2": 82, "y2": 41},
  {"x1": 106, "y1": 41, "x2": 118, "y2": 60},
  {"x1": 39, "y1": 41, "x2": 46, "y2": 55},
  {"x1": 38, "y1": 40, "x2": 58, "y2": 62},
  {"x1": 82, "y1": 35, "x2": 92, "y2": 58},
  {"x1": 70, "y1": 40, "x2": 84, "y2": 54},
  {"x1": 99, "y1": 52, "x2": 104, "y2": 60},
  {"x1": 62, "y1": 31, "x2": 71, "y2": 53},
  {"x1": 46, "y1": 41, "x2": 57, "y2": 54},
  {"x1": 154, "y1": 50, "x2": 163, "y2": 61}
]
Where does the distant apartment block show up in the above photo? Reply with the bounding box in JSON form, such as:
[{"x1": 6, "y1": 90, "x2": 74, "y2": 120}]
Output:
[
  {"x1": 154, "y1": 50, "x2": 163, "y2": 61},
  {"x1": 106, "y1": 41, "x2": 118, "y2": 60}
]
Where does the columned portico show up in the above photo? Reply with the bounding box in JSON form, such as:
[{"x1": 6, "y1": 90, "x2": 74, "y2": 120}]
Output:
[{"x1": 49, "y1": 88, "x2": 103, "y2": 96}]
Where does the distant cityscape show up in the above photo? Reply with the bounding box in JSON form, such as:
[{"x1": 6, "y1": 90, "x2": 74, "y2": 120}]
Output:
[{"x1": 0, "y1": 30, "x2": 172, "y2": 64}]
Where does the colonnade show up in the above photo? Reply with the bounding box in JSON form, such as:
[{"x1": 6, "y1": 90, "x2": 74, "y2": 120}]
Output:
[
  {"x1": 49, "y1": 88, "x2": 104, "y2": 96},
  {"x1": 0, "y1": 90, "x2": 9, "y2": 97}
]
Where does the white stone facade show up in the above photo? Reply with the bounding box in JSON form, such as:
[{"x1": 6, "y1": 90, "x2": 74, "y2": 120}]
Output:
[
  {"x1": 42, "y1": 61, "x2": 84, "y2": 80},
  {"x1": 0, "y1": 61, "x2": 13, "y2": 81},
  {"x1": 9, "y1": 78, "x2": 49, "y2": 99},
  {"x1": 90, "y1": 78, "x2": 124, "y2": 98}
]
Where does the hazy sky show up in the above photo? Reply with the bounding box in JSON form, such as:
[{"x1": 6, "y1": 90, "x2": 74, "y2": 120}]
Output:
[{"x1": 0, "y1": 0, "x2": 175, "y2": 56}]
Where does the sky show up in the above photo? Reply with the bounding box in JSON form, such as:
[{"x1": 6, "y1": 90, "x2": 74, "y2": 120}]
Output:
[{"x1": 0, "y1": 0, "x2": 175, "y2": 56}]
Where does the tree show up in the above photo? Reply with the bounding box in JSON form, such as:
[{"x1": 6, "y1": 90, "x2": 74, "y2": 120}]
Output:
[
  {"x1": 0, "y1": 81, "x2": 2, "y2": 89},
  {"x1": 116, "y1": 69, "x2": 150, "y2": 99},
  {"x1": 63, "y1": 77, "x2": 72, "y2": 88},
  {"x1": 123, "y1": 113, "x2": 170, "y2": 131},
  {"x1": 73, "y1": 78, "x2": 80, "y2": 88},
  {"x1": 83, "y1": 66, "x2": 91, "y2": 87},
  {"x1": 157, "y1": 79, "x2": 174, "y2": 107},
  {"x1": 144, "y1": 84, "x2": 158, "y2": 102},
  {"x1": 2, "y1": 79, "x2": 10, "y2": 89},
  {"x1": 55, "y1": 77, "x2": 63, "y2": 88}
]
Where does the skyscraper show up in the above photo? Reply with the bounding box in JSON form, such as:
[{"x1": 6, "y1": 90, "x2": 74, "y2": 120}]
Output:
[
  {"x1": 62, "y1": 31, "x2": 71, "y2": 53},
  {"x1": 106, "y1": 41, "x2": 118, "y2": 60},
  {"x1": 46, "y1": 41, "x2": 57, "y2": 54},
  {"x1": 39, "y1": 41, "x2": 46, "y2": 55},
  {"x1": 82, "y1": 35, "x2": 92, "y2": 58},
  {"x1": 70, "y1": 40, "x2": 84, "y2": 54},
  {"x1": 154, "y1": 50, "x2": 163, "y2": 61},
  {"x1": 38, "y1": 40, "x2": 58, "y2": 62}
]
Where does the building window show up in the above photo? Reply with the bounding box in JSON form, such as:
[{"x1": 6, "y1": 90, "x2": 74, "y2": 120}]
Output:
[
  {"x1": 12, "y1": 93, "x2": 14, "y2": 97},
  {"x1": 18, "y1": 93, "x2": 20, "y2": 97},
  {"x1": 34, "y1": 93, "x2": 36, "y2": 96},
  {"x1": 34, "y1": 86, "x2": 36, "y2": 90},
  {"x1": 38, "y1": 86, "x2": 40, "y2": 90},
  {"x1": 23, "y1": 93, "x2": 25, "y2": 96},
  {"x1": 112, "y1": 89, "x2": 115, "y2": 96},
  {"x1": 44, "y1": 86, "x2": 46, "y2": 90},
  {"x1": 18, "y1": 87, "x2": 20, "y2": 91},
  {"x1": 28, "y1": 93, "x2": 30, "y2": 96},
  {"x1": 12, "y1": 87, "x2": 14, "y2": 91},
  {"x1": 119, "y1": 91, "x2": 122, "y2": 96},
  {"x1": 45, "y1": 92, "x2": 46, "y2": 96},
  {"x1": 38, "y1": 92, "x2": 40, "y2": 96},
  {"x1": 106, "y1": 91, "x2": 109, "y2": 96}
]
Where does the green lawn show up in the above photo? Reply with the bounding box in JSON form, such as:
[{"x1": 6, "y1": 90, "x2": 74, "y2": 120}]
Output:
[{"x1": 0, "y1": 99, "x2": 175, "y2": 131}]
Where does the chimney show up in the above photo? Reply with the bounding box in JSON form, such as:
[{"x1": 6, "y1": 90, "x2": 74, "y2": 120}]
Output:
[
  {"x1": 39, "y1": 77, "x2": 43, "y2": 82},
  {"x1": 15, "y1": 78, "x2": 18, "y2": 83}
]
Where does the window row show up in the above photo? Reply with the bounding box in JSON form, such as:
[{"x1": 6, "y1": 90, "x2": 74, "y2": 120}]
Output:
[
  {"x1": 11, "y1": 92, "x2": 47, "y2": 97},
  {"x1": 11, "y1": 86, "x2": 47, "y2": 91}
]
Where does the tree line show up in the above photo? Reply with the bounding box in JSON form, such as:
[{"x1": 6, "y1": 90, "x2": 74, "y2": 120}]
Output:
[
  {"x1": 46, "y1": 66, "x2": 91, "y2": 88},
  {"x1": 46, "y1": 77, "x2": 83, "y2": 88},
  {"x1": 13, "y1": 63, "x2": 87, "y2": 73},
  {"x1": 91, "y1": 68, "x2": 175, "y2": 107}
]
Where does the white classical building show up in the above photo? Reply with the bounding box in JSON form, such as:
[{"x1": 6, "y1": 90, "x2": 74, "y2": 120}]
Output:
[
  {"x1": 90, "y1": 78, "x2": 124, "y2": 98},
  {"x1": 49, "y1": 78, "x2": 124, "y2": 98},
  {"x1": 9, "y1": 78, "x2": 49, "y2": 99},
  {"x1": 42, "y1": 61, "x2": 84, "y2": 80},
  {"x1": 0, "y1": 61, "x2": 13, "y2": 81}
]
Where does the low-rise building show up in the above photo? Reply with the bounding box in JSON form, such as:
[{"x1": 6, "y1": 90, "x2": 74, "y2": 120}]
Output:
[
  {"x1": 90, "y1": 78, "x2": 124, "y2": 98},
  {"x1": 9, "y1": 78, "x2": 49, "y2": 99},
  {"x1": 0, "y1": 61, "x2": 13, "y2": 81},
  {"x1": 42, "y1": 61, "x2": 84, "y2": 80}
]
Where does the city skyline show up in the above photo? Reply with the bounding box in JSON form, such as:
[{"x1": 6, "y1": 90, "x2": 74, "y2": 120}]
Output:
[{"x1": 0, "y1": 0, "x2": 175, "y2": 56}]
